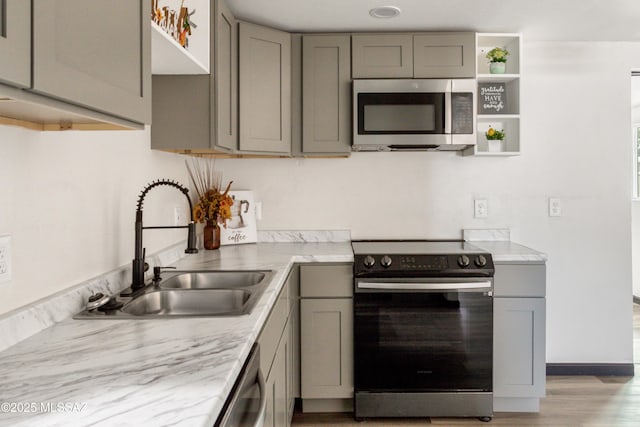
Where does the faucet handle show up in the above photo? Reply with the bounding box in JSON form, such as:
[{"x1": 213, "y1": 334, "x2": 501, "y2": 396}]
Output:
[{"x1": 153, "y1": 266, "x2": 176, "y2": 282}]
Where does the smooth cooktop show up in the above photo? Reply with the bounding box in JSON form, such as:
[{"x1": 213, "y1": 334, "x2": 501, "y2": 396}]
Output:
[{"x1": 351, "y1": 240, "x2": 485, "y2": 255}]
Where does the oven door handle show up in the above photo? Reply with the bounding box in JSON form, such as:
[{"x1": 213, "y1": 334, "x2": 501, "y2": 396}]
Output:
[{"x1": 356, "y1": 280, "x2": 492, "y2": 292}]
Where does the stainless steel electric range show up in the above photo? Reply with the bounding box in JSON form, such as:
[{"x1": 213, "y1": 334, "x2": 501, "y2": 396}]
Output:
[{"x1": 351, "y1": 240, "x2": 494, "y2": 421}]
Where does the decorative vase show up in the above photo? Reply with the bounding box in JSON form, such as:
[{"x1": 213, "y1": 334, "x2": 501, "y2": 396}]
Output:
[
  {"x1": 203, "y1": 220, "x2": 221, "y2": 250},
  {"x1": 487, "y1": 139, "x2": 503, "y2": 152},
  {"x1": 489, "y1": 62, "x2": 506, "y2": 74}
]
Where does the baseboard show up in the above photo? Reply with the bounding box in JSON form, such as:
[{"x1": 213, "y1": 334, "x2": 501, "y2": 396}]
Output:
[
  {"x1": 301, "y1": 398, "x2": 353, "y2": 413},
  {"x1": 546, "y1": 363, "x2": 634, "y2": 376}
]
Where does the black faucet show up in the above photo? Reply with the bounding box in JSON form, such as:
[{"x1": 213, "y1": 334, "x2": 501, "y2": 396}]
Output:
[{"x1": 129, "y1": 179, "x2": 198, "y2": 294}]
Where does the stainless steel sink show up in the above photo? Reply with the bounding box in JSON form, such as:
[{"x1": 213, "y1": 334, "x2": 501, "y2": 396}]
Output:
[
  {"x1": 159, "y1": 270, "x2": 267, "y2": 289},
  {"x1": 121, "y1": 289, "x2": 251, "y2": 317},
  {"x1": 73, "y1": 269, "x2": 273, "y2": 319}
]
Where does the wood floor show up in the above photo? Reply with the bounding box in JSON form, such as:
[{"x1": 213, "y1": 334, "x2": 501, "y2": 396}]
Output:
[{"x1": 291, "y1": 305, "x2": 640, "y2": 426}]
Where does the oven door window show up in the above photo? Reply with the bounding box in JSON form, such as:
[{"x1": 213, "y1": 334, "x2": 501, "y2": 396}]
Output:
[
  {"x1": 357, "y1": 93, "x2": 445, "y2": 135},
  {"x1": 354, "y1": 291, "x2": 492, "y2": 392}
]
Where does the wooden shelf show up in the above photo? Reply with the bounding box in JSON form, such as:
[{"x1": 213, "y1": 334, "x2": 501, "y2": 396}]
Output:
[
  {"x1": 151, "y1": 22, "x2": 208, "y2": 74},
  {"x1": 477, "y1": 73, "x2": 520, "y2": 82},
  {"x1": 474, "y1": 151, "x2": 521, "y2": 157},
  {"x1": 478, "y1": 114, "x2": 520, "y2": 119}
]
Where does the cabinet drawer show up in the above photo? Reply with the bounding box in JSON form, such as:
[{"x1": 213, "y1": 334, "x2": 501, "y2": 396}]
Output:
[
  {"x1": 300, "y1": 264, "x2": 353, "y2": 298},
  {"x1": 494, "y1": 264, "x2": 546, "y2": 298},
  {"x1": 258, "y1": 278, "x2": 290, "y2": 378}
]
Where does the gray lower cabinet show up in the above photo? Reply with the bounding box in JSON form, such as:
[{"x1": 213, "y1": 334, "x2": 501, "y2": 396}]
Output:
[
  {"x1": 152, "y1": 0, "x2": 237, "y2": 153},
  {"x1": 413, "y1": 32, "x2": 475, "y2": 78},
  {"x1": 351, "y1": 34, "x2": 413, "y2": 78},
  {"x1": 301, "y1": 34, "x2": 351, "y2": 154},
  {"x1": 493, "y1": 263, "x2": 546, "y2": 412},
  {"x1": 32, "y1": 0, "x2": 150, "y2": 124},
  {"x1": 0, "y1": 0, "x2": 30, "y2": 88},
  {"x1": 351, "y1": 32, "x2": 475, "y2": 79},
  {"x1": 300, "y1": 264, "x2": 354, "y2": 412},
  {"x1": 239, "y1": 21, "x2": 291, "y2": 154},
  {"x1": 258, "y1": 266, "x2": 298, "y2": 427}
]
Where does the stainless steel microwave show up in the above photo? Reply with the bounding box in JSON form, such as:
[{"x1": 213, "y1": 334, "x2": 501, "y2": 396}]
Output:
[{"x1": 352, "y1": 79, "x2": 476, "y2": 151}]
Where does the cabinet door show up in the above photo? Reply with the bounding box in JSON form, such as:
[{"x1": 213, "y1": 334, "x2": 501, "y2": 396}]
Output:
[
  {"x1": 213, "y1": 0, "x2": 237, "y2": 151},
  {"x1": 351, "y1": 34, "x2": 413, "y2": 78},
  {"x1": 413, "y1": 32, "x2": 475, "y2": 78},
  {"x1": 301, "y1": 298, "x2": 353, "y2": 399},
  {"x1": 239, "y1": 21, "x2": 291, "y2": 153},
  {"x1": 263, "y1": 318, "x2": 289, "y2": 427},
  {"x1": 0, "y1": 0, "x2": 30, "y2": 87},
  {"x1": 494, "y1": 298, "x2": 546, "y2": 398},
  {"x1": 302, "y1": 35, "x2": 351, "y2": 154},
  {"x1": 32, "y1": 0, "x2": 151, "y2": 124}
]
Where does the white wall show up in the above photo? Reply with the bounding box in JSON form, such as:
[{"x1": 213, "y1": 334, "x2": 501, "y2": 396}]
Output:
[
  {"x1": 633, "y1": 202, "x2": 640, "y2": 298},
  {"x1": 0, "y1": 126, "x2": 190, "y2": 314},
  {"x1": 0, "y1": 40, "x2": 637, "y2": 365},
  {"x1": 214, "y1": 41, "x2": 638, "y2": 364}
]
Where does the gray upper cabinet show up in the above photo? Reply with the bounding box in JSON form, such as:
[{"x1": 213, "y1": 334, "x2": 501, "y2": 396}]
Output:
[
  {"x1": 0, "y1": 0, "x2": 30, "y2": 88},
  {"x1": 239, "y1": 21, "x2": 291, "y2": 153},
  {"x1": 302, "y1": 34, "x2": 351, "y2": 154},
  {"x1": 212, "y1": 0, "x2": 237, "y2": 151},
  {"x1": 32, "y1": 0, "x2": 151, "y2": 124},
  {"x1": 413, "y1": 32, "x2": 475, "y2": 78},
  {"x1": 151, "y1": 0, "x2": 237, "y2": 153},
  {"x1": 352, "y1": 32, "x2": 475, "y2": 79},
  {"x1": 351, "y1": 34, "x2": 413, "y2": 78}
]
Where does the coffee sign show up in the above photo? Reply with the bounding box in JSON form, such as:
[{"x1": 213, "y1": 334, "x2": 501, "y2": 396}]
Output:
[
  {"x1": 478, "y1": 83, "x2": 506, "y2": 114},
  {"x1": 220, "y1": 190, "x2": 257, "y2": 246}
]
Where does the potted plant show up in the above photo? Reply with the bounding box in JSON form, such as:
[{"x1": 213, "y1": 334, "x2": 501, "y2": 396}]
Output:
[
  {"x1": 485, "y1": 126, "x2": 505, "y2": 152},
  {"x1": 186, "y1": 159, "x2": 234, "y2": 250},
  {"x1": 486, "y1": 47, "x2": 509, "y2": 74}
]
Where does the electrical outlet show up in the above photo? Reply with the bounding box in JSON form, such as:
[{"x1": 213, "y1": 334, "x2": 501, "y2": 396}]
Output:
[
  {"x1": 549, "y1": 198, "x2": 562, "y2": 217},
  {"x1": 173, "y1": 206, "x2": 183, "y2": 225},
  {"x1": 474, "y1": 199, "x2": 488, "y2": 218},
  {"x1": 0, "y1": 235, "x2": 12, "y2": 284}
]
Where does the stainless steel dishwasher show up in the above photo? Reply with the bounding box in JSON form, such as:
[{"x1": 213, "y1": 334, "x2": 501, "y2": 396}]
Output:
[{"x1": 215, "y1": 344, "x2": 266, "y2": 427}]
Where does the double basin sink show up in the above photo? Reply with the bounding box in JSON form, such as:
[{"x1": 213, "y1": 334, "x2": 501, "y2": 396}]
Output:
[{"x1": 74, "y1": 270, "x2": 274, "y2": 319}]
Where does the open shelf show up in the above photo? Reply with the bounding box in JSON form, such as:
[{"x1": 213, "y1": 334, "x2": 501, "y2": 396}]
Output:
[
  {"x1": 151, "y1": 22, "x2": 208, "y2": 74},
  {"x1": 475, "y1": 33, "x2": 521, "y2": 156}
]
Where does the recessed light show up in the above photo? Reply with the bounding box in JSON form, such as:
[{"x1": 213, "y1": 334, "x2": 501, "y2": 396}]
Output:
[{"x1": 369, "y1": 6, "x2": 401, "y2": 19}]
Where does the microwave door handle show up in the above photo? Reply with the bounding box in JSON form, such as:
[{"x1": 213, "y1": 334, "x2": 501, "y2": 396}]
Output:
[{"x1": 444, "y1": 91, "x2": 452, "y2": 134}]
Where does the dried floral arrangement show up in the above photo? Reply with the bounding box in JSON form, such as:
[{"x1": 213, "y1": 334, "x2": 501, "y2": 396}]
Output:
[
  {"x1": 152, "y1": 0, "x2": 197, "y2": 48},
  {"x1": 185, "y1": 159, "x2": 233, "y2": 226}
]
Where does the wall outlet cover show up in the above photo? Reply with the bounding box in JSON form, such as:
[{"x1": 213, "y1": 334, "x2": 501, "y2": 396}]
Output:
[
  {"x1": 474, "y1": 199, "x2": 488, "y2": 218},
  {"x1": 0, "y1": 235, "x2": 12, "y2": 284},
  {"x1": 549, "y1": 198, "x2": 562, "y2": 217}
]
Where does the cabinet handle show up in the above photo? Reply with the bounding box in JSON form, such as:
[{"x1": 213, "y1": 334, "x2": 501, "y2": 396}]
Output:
[{"x1": 253, "y1": 369, "x2": 267, "y2": 427}]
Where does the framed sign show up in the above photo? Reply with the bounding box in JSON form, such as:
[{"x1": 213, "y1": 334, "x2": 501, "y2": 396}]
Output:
[
  {"x1": 220, "y1": 191, "x2": 257, "y2": 246},
  {"x1": 478, "y1": 82, "x2": 506, "y2": 114}
]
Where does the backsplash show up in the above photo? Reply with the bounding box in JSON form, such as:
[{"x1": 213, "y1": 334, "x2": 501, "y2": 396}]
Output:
[{"x1": 0, "y1": 240, "x2": 186, "y2": 353}]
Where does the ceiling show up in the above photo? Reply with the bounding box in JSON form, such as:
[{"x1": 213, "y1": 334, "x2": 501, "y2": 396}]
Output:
[{"x1": 226, "y1": 0, "x2": 640, "y2": 41}]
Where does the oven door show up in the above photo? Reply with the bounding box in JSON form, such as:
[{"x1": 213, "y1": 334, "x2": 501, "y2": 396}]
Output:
[{"x1": 354, "y1": 278, "x2": 493, "y2": 394}]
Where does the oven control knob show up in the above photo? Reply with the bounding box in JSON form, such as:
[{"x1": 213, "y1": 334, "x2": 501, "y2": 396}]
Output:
[
  {"x1": 474, "y1": 255, "x2": 487, "y2": 268},
  {"x1": 381, "y1": 255, "x2": 393, "y2": 268},
  {"x1": 458, "y1": 255, "x2": 470, "y2": 268},
  {"x1": 363, "y1": 255, "x2": 376, "y2": 268}
]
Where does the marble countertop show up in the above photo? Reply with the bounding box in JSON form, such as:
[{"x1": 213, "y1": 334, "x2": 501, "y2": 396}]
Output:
[
  {"x1": 0, "y1": 242, "x2": 353, "y2": 427},
  {"x1": 471, "y1": 241, "x2": 547, "y2": 263}
]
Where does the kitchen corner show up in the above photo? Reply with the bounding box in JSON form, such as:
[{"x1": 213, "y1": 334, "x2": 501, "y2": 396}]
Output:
[{"x1": 0, "y1": 232, "x2": 352, "y2": 427}]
